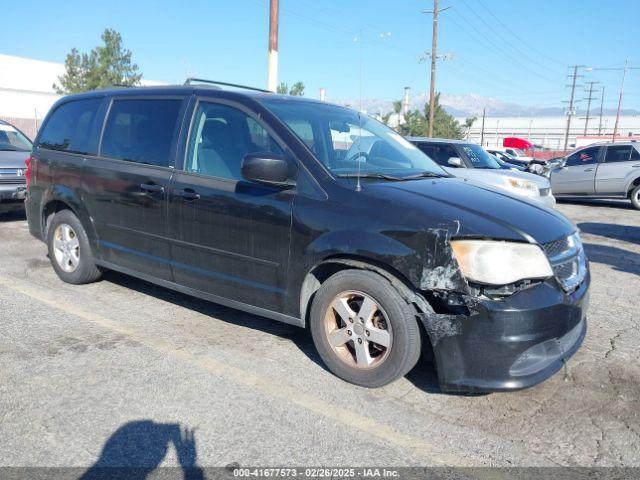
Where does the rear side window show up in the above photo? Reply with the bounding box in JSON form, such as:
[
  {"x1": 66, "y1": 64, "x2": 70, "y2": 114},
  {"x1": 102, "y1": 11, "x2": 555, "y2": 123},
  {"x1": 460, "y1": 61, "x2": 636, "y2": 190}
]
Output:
[
  {"x1": 604, "y1": 145, "x2": 633, "y2": 163},
  {"x1": 38, "y1": 98, "x2": 102, "y2": 154},
  {"x1": 101, "y1": 99, "x2": 181, "y2": 167}
]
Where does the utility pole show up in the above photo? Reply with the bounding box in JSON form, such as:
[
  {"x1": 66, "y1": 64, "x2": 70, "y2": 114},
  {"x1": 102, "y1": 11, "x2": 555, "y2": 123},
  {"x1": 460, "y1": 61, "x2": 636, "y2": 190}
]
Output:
[
  {"x1": 582, "y1": 81, "x2": 599, "y2": 136},
  {"x1": 597, "y1": 86, "x2": 605, "y2": 136},
  {"x1": 267, "y1": 0, "x2": 279, "y2": 92},
  {"x1": 480, "y1": 107, "x2": 486, "y2": 145},
  {"x1": 562, "y1": 65, "x2": 585, "y2": 151},
  {"x1": 612, "y1": 58, "x2": 629, "y2": 142},
  {"x1": 423, "y1": 1, "x2": 450, "y2": 137},
  {"x1": 592, "y1": 60, "x2": 640, "y2": 141}
]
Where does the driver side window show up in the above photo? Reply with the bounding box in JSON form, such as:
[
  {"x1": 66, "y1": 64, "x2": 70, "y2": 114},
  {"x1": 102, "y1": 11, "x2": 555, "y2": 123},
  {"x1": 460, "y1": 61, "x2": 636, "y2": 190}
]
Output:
[
  {"x1": 566, "y1": 147, "x2": 599, "y2": 167},
  {"x1": 185, "y1": 102, "x2": 283, "y2": 180}
]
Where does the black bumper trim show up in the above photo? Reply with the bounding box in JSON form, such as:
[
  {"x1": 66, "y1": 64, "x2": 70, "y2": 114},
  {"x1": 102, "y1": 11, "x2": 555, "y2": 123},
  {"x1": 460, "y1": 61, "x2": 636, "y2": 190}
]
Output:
[{"x1": 421, "y1": 274, "x2": 590, "y2": 393}]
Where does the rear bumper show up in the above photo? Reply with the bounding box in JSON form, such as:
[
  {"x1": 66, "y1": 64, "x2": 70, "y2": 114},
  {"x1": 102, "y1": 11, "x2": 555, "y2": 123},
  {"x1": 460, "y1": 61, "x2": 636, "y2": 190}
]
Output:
[
  {"x1": 425, "y1": 273, "x2": 590, "y2": 393},
  {"x1": 25, "y1": 190, "x2": 44, "y2": 240}
]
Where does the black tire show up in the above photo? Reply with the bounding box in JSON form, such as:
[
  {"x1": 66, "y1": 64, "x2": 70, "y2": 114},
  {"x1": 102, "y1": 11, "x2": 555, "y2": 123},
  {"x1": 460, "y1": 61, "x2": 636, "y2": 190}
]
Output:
[
  {"x1": 310, "y1": 269, "x2": 421, "y2": 388},
  {"x1": 630, "y1": 185, "x2": 640, "y2": 210},
  {"x1": 47, "y1": 209, "x2": 102, "y2": 285}
]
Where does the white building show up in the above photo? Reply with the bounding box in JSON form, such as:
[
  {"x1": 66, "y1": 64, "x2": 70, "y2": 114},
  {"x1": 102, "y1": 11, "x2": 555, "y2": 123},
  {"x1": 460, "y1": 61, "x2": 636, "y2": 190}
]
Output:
[
  {"x1": 459, "y1": 115, "x2": 640, "y2": 150},
  {"x1": 0, "y1": 54, "x2": 163, "y2": 140},
  {"x1": 0, "y1": 54, "x2": 64, "y2": 139}
]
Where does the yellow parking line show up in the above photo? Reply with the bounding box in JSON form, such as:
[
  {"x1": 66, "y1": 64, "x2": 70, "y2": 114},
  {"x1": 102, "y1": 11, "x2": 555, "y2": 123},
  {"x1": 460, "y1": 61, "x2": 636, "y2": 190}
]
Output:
[{"x1": 0, "y1": 274, "x2": 477, "y2": 467}]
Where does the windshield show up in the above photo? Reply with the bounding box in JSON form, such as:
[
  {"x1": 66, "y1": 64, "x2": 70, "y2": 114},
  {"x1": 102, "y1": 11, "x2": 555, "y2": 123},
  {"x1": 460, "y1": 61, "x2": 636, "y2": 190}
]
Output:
[
  {"x1": 0, "y1": 124, "x2": 32, "y2": 151},
  {"x1": 260, "y1": 99, "x2": 446, "y2": 179},
  {"x1": 460, "y1": 144, "x2": 501, "y2": 169}
]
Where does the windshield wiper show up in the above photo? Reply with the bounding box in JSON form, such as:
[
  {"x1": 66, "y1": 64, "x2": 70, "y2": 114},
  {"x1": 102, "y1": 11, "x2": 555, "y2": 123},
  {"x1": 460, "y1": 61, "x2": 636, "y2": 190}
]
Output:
[
  {"x1": 336, "y1": 172, "x2": 403, "y2": 181},
  {"x1": 400, "y1": 171, "x2": 450, "y2": 180}
]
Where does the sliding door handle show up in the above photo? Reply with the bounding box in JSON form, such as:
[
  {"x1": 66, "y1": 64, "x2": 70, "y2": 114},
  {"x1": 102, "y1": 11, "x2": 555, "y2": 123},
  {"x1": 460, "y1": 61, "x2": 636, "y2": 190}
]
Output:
[
  {"x1": 177, "y1": 188, "x2": 200, "y2": 200},
  {"x1": 140, "y1": 183, "x2": 165, "y2": 193}
]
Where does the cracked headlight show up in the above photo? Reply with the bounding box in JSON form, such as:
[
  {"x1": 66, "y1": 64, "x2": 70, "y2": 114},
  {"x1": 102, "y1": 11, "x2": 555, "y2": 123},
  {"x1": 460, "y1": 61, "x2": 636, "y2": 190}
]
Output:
[
  {"x1": 451, "y1": 240, "x2": 553, "y2": 285},
  {"x1": 506, "y1": 177, "x2": 539, "y2": 194}
]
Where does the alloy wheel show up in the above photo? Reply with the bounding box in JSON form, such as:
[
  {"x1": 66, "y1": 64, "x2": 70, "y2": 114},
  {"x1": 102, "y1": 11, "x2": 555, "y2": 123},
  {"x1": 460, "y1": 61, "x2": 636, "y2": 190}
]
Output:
[
  {"x1": 324, "y1": 291, "x2": 393, "y2": 369},
  {"x1": 52, "y1": 223, "x2": 80, "y2": 273}
]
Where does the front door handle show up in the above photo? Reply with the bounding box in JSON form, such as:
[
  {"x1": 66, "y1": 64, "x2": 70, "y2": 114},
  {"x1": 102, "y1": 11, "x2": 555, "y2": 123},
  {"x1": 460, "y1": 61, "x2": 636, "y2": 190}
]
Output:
[
  {"x1": 177, "y1": 188, "x2": 200, "y2": 200},
  {"x1": 140, "y1": 183, "x2": 165, "y2": 193},
  {"x1": 584, "y1": 168, "x2": 595, "y2": 172}
]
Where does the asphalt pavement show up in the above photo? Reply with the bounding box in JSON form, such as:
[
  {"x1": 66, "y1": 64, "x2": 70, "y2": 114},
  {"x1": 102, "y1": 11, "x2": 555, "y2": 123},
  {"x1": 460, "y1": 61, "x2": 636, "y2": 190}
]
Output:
[{"x1": 0, "y1": 199, "x2": 638, "y2": 470}]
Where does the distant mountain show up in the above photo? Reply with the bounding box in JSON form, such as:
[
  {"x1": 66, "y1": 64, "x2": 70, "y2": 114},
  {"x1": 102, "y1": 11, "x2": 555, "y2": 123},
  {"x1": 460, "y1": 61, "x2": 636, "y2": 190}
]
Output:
[{"x1": 331, "y1": 92, "x2": 640, "y2": 118}]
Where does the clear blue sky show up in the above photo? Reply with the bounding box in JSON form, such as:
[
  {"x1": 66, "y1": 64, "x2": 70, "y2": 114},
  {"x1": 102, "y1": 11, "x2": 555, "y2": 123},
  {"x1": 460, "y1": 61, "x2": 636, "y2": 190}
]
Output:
[{"x1": 3, "y1": 0, "x2": 639, "y2": 109}]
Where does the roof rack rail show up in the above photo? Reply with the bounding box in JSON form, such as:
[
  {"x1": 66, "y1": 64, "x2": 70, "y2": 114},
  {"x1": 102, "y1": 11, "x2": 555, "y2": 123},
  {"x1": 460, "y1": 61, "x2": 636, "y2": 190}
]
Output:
[{"x1": 184, "y1": 78, "x2": 273, "y2": 94}]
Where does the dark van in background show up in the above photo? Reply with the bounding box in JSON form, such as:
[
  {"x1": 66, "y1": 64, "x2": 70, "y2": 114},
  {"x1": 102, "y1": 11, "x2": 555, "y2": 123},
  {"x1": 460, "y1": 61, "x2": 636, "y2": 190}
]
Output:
[{"x1": 25, "y1": 81, "x2": 589, "y2": 392}]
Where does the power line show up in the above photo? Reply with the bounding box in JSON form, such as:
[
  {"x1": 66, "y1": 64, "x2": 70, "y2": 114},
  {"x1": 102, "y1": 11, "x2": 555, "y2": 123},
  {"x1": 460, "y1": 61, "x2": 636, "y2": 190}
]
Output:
[
  {"x1": 475, "y1": 0, "x2": 566, "y2": 66},
  {"x1": 448, "y1": 8, "x2": 559, "y2": 84},
  {"x1": 459, "y1": 0, "x2": 564, "y2": 77}
]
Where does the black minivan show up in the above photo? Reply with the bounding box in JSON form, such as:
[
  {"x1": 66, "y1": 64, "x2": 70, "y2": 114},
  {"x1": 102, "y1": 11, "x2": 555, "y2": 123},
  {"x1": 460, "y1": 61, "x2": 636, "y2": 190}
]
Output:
[{"x1": 25, "y1": 81, "x2": 589, "y2": 392}]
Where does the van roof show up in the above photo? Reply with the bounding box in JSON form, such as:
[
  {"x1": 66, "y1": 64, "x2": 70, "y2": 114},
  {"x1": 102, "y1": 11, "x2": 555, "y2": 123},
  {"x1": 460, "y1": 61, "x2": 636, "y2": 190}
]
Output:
[{"x1": 56, "y1": 84, "x2": 329, "y2": 106}]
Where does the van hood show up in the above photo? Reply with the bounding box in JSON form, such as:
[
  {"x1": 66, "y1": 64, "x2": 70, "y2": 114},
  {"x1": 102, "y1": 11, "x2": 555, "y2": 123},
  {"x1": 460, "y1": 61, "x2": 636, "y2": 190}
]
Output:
[
  {"x1": 366, "y1": 177, "x2": 573, "y2": 245},
  {"x1": 0, "y1": 150, "x2": 30, "y2": 168}
]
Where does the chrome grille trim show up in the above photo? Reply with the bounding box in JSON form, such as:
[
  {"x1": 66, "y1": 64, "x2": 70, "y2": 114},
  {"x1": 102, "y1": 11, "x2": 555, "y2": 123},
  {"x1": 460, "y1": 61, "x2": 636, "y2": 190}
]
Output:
[{"x1": 0, "y1": 178, "x2": 26, "y2": 185}]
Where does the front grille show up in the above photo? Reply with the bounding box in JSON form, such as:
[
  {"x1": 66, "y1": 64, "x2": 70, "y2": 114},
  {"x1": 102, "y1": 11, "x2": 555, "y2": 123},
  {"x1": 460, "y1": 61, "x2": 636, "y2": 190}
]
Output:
[
  {"x1": 0, "y1": 178, "x2": 26, "y2": 185},
  {"x1": 539, "y1": 187, "x2": 551, "y2": 197},
  {"x1": 543, "y1": 237, "x2": 569, "y2": 258},
  {"x1": 542, "y1": 233, "x2": 587, "y2": 293},
  {"x1": 0, "y1": 169, "x2": 25, "y2": 185}
]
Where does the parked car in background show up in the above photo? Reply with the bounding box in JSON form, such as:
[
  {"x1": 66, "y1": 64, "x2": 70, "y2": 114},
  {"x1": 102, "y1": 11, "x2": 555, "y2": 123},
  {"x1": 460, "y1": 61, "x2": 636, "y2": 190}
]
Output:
[
  {"x1": 0, "y1": 120, "x2": 31, "y2": 213},
  {"x1": 25, "y1": 82, "x2": 589, "y2": 392},
  {"x1": 491, "y1": 153, "x2": 525, "y2": 171},
  {"x1": 488, "y1": 148, "x2": 555, "y2": 177},
  {"x1": 487, "y1": 148, "x2": 531, "y2": 167},
  {"x1": 489, "y1": 146, "x2": 534, "y2": 163},
  {"x1": 550, "y1": 142, "x2": 640, "y2": 209},
  {"x1": 409, "y1": 138, "x2": 556, "y2": 208}
]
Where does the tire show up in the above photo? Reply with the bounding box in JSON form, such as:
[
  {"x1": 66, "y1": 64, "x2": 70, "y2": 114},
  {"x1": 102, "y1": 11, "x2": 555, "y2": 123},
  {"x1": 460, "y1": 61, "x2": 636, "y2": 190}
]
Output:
[
  {"x1": 309, "y1": 269, "x2": 421, "y2": 388},
  {"x1": 630, "y1": 185, "x2": 640, "y2": 210},
  {"x1": 47, "y1": 209, "x2": 102, "y2": 285}
]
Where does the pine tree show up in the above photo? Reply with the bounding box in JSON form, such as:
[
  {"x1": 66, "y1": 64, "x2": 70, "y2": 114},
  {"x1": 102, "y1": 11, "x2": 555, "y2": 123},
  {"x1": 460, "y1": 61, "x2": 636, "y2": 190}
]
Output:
[{"x1": 54, "y1": 29, "x2": 142, "y2": 94}]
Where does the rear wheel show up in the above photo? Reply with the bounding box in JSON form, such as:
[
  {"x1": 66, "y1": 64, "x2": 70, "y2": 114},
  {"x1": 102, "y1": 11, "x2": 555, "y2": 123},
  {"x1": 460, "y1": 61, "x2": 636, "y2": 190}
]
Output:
[
  {"x1": 47, "y1": 209, "x2": 102, "y2": 284},
  {"x1": 630, "y1": 185, "x2": 640, "y2": 210},
  {"x1": 310, "y1": 270, "x2": 421, "y2": 388}
]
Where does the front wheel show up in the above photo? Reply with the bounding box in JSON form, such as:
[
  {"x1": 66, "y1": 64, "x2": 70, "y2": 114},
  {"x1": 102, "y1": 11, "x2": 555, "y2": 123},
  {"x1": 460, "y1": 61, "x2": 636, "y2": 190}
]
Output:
[
  {"x1": 310, "y1": 270, "x2": 421, "y2": 388},
  {"x1": 630, "y1": 185, "x2": 640, "y2": 210},
  {"x1": 47, "y1": 209, "x2": 102, "y2": 285}
]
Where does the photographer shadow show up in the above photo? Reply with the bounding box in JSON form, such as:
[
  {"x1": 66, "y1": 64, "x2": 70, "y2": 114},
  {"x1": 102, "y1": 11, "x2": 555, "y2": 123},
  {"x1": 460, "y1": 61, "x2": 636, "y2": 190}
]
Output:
[{"x1": 80, "y1": 420, "x2": 204, "y2": 480}]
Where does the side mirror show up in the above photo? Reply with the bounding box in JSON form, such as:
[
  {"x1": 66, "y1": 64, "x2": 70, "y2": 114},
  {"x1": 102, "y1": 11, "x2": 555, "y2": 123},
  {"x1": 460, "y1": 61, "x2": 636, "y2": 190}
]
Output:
[
  {"x1": 241, "y1": 153, "x2": 293, "y2": 187},
  {"x1": 448, "y1": 157, "x2": 463, "y2": 167}
]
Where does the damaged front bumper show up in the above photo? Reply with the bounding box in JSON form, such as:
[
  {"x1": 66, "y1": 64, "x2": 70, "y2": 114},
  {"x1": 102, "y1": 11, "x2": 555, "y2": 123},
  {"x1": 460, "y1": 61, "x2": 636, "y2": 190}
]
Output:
[{"x1": 420, "y1": 273, "x2": 590, "y2": 393}]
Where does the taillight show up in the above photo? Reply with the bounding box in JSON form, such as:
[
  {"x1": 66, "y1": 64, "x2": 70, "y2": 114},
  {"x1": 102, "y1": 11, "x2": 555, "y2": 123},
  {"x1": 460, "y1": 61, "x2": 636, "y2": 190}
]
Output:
[{"x1": 25, "y1": 156, "x2": 32, "y2": 187}]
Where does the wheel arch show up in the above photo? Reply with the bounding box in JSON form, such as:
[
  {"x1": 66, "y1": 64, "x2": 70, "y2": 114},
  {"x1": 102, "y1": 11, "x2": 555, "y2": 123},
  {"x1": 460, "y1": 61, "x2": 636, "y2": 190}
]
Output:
[
  {"x1": 299, "y1": 254, "x2": 433, "y2": 327},
  {"x1": 40, "y1": 186, "x2": 96, "y2": 245},
  {"x1": 627, "y1": 176, "x2": 640, "y2": 194}
]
